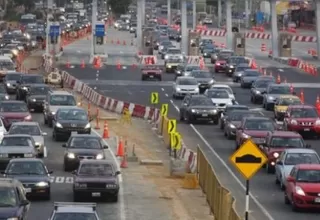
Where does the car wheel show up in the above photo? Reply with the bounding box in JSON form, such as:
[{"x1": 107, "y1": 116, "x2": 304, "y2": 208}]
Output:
[
  {"x1": 219, "y1": 121, "x2": 224, "y2": 130},
  {"x1": 111, "y1": 194, "x2": 118, "y2": 202},
  {"x1": 48, "y1": 118, "x2": 53, "y2": 127},
  {"x1": 44, "y1": 115, "x2": 48, "y2": 125},
  {"x1": 284, "y1": 192, "x2": 290, "y2": 205},
  {"x1": 280, "y1": 179, "x2": 285, "y2": 190},
  {"x1": 291, "y1": 194, "x2": 300, "y2": 212},
  {"x1": 179, "y1": 113, "x2": 184, "y2": 121},
  {"x1": 275, "y1": 175, "x2": 280, "y2": 184},
  {"x1": 266, "y1": 163, "x2": 275, "y2": 174},
  {"x1": 73, "y1": 193, "x2": 80, "y2": 202},
  {"x1": 226, "y1": 131, "x2": 233, "y2": 140},
  {"x1": 187, "y1": 115, "x2": 193, "y2": 124},
  {"x1": 265, "y1": 103, "x2": 272, "y2": 111},
  {"x1": 45, "y1": 191, "x2": 51, "y2": 200},
  {"x1": 63, "y1": 161, "x2": 70, "y2": 172},
  {"x1": 213, "y1": 119, "x2": 218, "y2": 125}
]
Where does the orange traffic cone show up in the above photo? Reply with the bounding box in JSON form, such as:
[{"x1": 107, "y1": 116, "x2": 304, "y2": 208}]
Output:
[
  {"x1": 81, "y1": 59, "x2": 85, "y2": 68},
  {"x1": 102, "y1": 120, "x2": 109, "y2": 139},
  {"x1": 276, "y1": 74, "x2": 281, "y2": 84},
  {"x1": 132, "y1": 63, "x2": 136, "y2": 69},
  {"x1": 120, "y1": 148, "x2": 128, "y2": 168},
  {"x1": 316, "y1": 95, "x2": 320, "y2": 115},
  {"x1": 117, "y1": 61, "x2": 121, "y2": 70},
  {"x1": 116, "y1": 138, "x2": 124, "y2": 157},
  {"x1": 300, "y1": 89, "x2": 305, "y2": 104},
  {"x1": 66, "y1": 60, "x2": 70, "y2": 68},
  {"x1": 117, "y1": 39, "x2": 120, "y2": 44},
  {"x1": 123, "y1": 40, "x2": 126, "y2": 45},
  {"x1": 111, "y1": 39, "x2": 114, "y2": 44}
]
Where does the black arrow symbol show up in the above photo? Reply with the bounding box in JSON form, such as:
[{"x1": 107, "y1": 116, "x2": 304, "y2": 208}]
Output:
[
  {"x1": 170, "y1": 121, "x2": 174, "y2": 132},
  {"x1": 163, "y1": 105, "x2": 167, "y2": 114},
  {"x1": 174, "y1": 134, "x2": 178, "y2": 148},
  {"x1": 153, "y1": 94, "x2": 157, "y2": 103}
]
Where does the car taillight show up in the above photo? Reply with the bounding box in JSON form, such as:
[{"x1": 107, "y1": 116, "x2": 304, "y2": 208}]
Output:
[
  {"x1": 24, "y1": 115, "x2": 32, "y2": 120},
  {"x1": 216, "y1": 63, "x2": 220, "y2": 65}
]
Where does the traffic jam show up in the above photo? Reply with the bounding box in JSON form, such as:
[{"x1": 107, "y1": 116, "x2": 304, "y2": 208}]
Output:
[
  {"x1": 138, "y1": 14, "x2": 320, "y2": 212},
  {"x1": 0, "y1": 10, "x2": 118, "y2": 220}
]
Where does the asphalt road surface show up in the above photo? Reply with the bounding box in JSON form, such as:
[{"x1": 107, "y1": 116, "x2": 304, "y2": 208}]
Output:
[{"x1": 58, "y1": 23, "x2": 320, "y2": 219}]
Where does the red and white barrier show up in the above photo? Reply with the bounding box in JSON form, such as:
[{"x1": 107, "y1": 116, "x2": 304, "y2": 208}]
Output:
[
  {"x1": 61, "y1": 71, "x2": 197, "y2": 173},
  {"x1": 138, "y1": 55, "x2": 157, "y2": 65},
  {"x1": 186, "y1": 56, "x2": 202, "y2": 65}
]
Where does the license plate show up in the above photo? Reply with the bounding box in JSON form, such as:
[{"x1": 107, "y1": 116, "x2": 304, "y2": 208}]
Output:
[
  {"x1": 202, "y1": 114, "x2": 208, "y2": 117},
  {"x1": 315, "y1": 198, "x2": 320, "y2": 203},
  {"x1": 304, "y1": 128, "x2": 310, "y2": 131},
  {"x1": 25, "y1": 188, "x2": 31, "y2": 193},
  {"x1": 92, "y1": 192, "x2": 101, "y2": 197},
  {"x1": 149, "y1": 75, "x2": 154, "y2": 78}
]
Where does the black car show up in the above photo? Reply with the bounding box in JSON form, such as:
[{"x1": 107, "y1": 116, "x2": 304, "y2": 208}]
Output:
[
  {"x1": 179, "y1": 94, "x2": 219, "y2": 124},
  {"x1": 175, "y1": 64, "x2": 201, "y2": 79},
  {"x1": 0, "y1": 178, "x2": 30, "y2": 219},
  {"x1": 232, "y1": 63, "x2": 251, "y2": 82},
  {"x1": 72, "y1": 160, "x2": 120, "y2": 202},
  {"x1": 219, "y1": 105, "x2": 249, "y2": 130},
  {"x1": 63, "y1": 134, "x2": 108, "y2": 171},
  {"x1": 190, "y1": 70, "x2": 215, "y2": 93},
  {"x1": 202, "y1": 44, "x2": 215, "y2": 58},
  {"x1": 3, "y1": 158, "x2": 52, "y2": 199},
  {"x1": 168, "y1": 28, "x2": 178, "y2": 40},
  {"x1": 250, "y1": 77, "x2": 276, "y2": 104},
  {"x1": 52, "y1": 107, "x2": 92, "y2": 141},
  {"x1": 200, "y1": 39, "x2": 213, "y2": 52},
  {"x1": 225, "y1": 56, "x2": 248, "y2": 77},
  {"x1": 4, "y1": 73, "x2": 22, "y2": 94},
  {"x1": 16, "y1": 74, "x2": 44, "y2": 101},
  {"x1": 26, "y1": 84, "x2": 50, "y2": 112}
]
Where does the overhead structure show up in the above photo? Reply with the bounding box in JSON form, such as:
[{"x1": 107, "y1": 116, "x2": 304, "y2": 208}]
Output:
[
  {"x1": 233, "y1": 33, "x2": 245, "y2": 56},
  {"x1": 218, "y1": 0, "x2": 221, "y2": 28},
  {"x1": 137, "y1": 0, "x2": 143, "y2": 50},
  {"x1": 270, "y1": 0, "x2": 278, "y2": 57},
  {"x1": 167, "y1": 0, "x2": 171, "y2": 25},
  {"x1": 142, "y1": 29, "x2": 153, "y2": 55},
  {"x1": 90, "y1": 0, "x2": 97, "y2": 58},
  {"x1": 316, "y1": 1, "x2": 320, "y2": 60},
  {"x1": 278, "y1": 33, "x2": 292, "y2": 57},
  {"x1": 188, "y1": 32, "x2": 200, "y2": 55},
  {"x1": 180, "y1": 0, "x2": 188, "y2": 55},
  {"x1": 192, "y1": 1, "x2": 196, "y2": 30}
]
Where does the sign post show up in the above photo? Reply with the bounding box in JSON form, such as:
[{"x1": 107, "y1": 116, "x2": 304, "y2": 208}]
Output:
[
  {"x1": 160, "y1": 104, "x2": 168, "y2": 135},
  {"x1": 95, "y1": 23, "x2": 105, "y2": 45},
  {"x1": 150, "y1": 92, "x2": 159, "y2": 127},
  {"x1": 167, "y1": 119, "x2": 177, "y2": 157},
  {"x1": 229, "y1": 139, "x2": 267, "y2": 220},
  {"x1": 49, "y1": 25, "x2": 60, "y2": 44}
]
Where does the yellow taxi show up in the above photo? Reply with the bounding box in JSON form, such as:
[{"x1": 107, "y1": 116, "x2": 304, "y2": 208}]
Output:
[{"x1": 274, "y1": 95, "x2": 302, "y2": 121}]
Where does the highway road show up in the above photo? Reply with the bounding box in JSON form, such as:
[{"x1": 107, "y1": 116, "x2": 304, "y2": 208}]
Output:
[{"x1": 59, "y1": 23, "x2": 320, "y2": 219}]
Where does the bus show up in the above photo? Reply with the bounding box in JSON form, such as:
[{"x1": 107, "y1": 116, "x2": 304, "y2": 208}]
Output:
[{"x1": 20, "y1": 14, "x2": 36, "y2": 25}]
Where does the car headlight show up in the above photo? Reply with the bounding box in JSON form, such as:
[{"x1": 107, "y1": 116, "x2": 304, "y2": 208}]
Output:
[
  {"x1": 96, "y1": 154, "x2": 104, "y2": 159},
  {"x1": 24, "y1": 115, "x2": 31, "y2": 120},
  {"x1": 36, "y1": 181, "x2": 48, "y2": 187},
  {"x1": 0, "y1": 153, "x2": 8, "y2": 157},
  {"x1": 268, "y1": 96, "x2": 274, "y2": 100},
  {"x1": 316, "y1": 120, "x2": 320, "y2": 126},
  {"x1": 165, "y1": 55, "x2": 169, "y2": 59},
  {"x1": 290, "y1": 119, "x2": 298, "y2": 125},
  {"x1": 75, "y1": 183, "x2": 87, "y2": 188},
  {"x1": 67, "y1": 153, "x2": 75, "y2": 159},
  {"x1": 22, "y1": 86, "x2": 28, "y2": 90},
  {"x1": 209, "y1": 79, "x2": 214, "y2": 84},
  {"x1": 273, "y1": 152, "x2": 279, "y2": 158},
  {"x1": 242, "y1": 133, "x2": 250, "y2": 139},
  {"x1": 106, "y1": 184, "x2": 117, "y2": 188},
  {"x1": 167, "y1": 65, "x2": 171, "y2": 68},
  {"x1": 229, "y1": 65, "x2": 234, "y2": 68},
  {"x1": 35, "y1": 142, "x2": 41, "y2": 147},
  {"x1": 84, "y1": 123, "x2": 91, "y2": 129},
  {"x1": 24, "y1": 153, "x2": 33, "y2": 157},
  {"x1": 5, "y1": 95, "x2": 9, "y2": 100},
  {"x1": 12, "y1": 50, "x2": 18, "y2": 55},
  {"x1": 55, "y1": 122, "x2": 63, "y2": 128},
  {"x1": 179, "y1": 55, "x2": 183, "y2": 59},
  {"x1": 191, "y1": 109, "x2": 196, "y2": 113},
  {"x1": 51, "y1": 111, "x2": 56, "y2": 115},
  {"x1": 295, "y1": 186, "x2": 305, "y2": 196},
  {"x1": 176, "y1": 88, "x2": 181, "y2": 91},
  {"x1": 31, "y1": 98, "x2": 36, "y2": 102},
  {"x1": 204, "y1": 53, "x2": 207, "y2": 56},
  {"x1": 255, "y1": 90, "x2": 260, "y2": 94},
  {"x1": 195, "y1": 88, "x2": 199, "y2": 92},
  {"x1": 7, "y1": 217, "x2": 18, "y2": 220},
  {"x1": 6, "y1": 83, "x2": 10, "y2": 86},
  {"x1": 229, "y1": 124, "x2": 236, "y2": 129},
  {"x1": 211, "y1": 109, "x2": 217, "y2": 114}
]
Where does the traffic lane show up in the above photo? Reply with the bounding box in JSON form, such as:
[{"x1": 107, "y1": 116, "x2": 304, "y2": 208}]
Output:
[
  {"x1": 27, "y1": 113, "x2": 122, "y2": 220},
  {"x1": 266, "y1": 67, "x2": 320, "y2": 84},
  {"x1": 106, "y1": 28, "x2": 137, "y2": 54}
]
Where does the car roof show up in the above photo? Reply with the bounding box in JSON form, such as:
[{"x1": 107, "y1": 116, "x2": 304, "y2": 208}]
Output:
[
  {"x1": 57, "y1": 106, "x2": 84, "y2": 111},
  {"x1": 4, "y1": 134, "x2": 32, "y2": 138},
  {"x1": 220, "y1": 49, "x2": 233, "y2": 52},
  {"x1": 226, "y1": 105, "x2": 248, "y2": 109},
  {"x1": 285, "y1": 148, "x2": 317, "y2": 154},
  {"x1": 29, "y1": 84, "x2": 49, "y2": 87},
  {"x1": 176, "y1": 76, "x2": 195, "y2": 80},
  {"x1": 49, "y1": 90, "x2": 73, "y2": 95},
  {"x1": 11, "y1": 121, "x2": 39, "y2": 126},
  {"x1": 70, "y1": 133, "x2": 100, "y2": 138},
  {"x1": 288, "y1": 104, "x2": 315, "y2": 109},
  {"x1": 79, "y1": 159, "x2": 114, "y2": 165},
  {"x1": 8, "y1": 158, "x2": 43, "y2": 163},
  {"x1": 268, "y1": 83, "x2": 290, "y2": 87},
  {"x1": 237, "y1": 63, "x2": 249, "y2": 67},
  {"x1": 0, "y1": 178, "x2": 21, "y2": 187},
  {"x1": 0, "y1": 100, "x2": 25, "y2": 104},
  {"x1": 245, "y1": 116, "x2": 270, "y2": 120},
  {"x1": 211, "y1": 84, "x2": 231, "y2": 88},
  {"x1": 189, "y1": 94, "x2": 208, "y2": 99},
  {"x1": 269, "y1": 131, "x2": 302, "y2": 137},
  {"x1": 21, "y1": 74, "x2": 41, "y2": 77},
  {"x1": 244, "y1": 69, "x2": 260, "y2": 72},
  {"x1": 296, "y1": 164, "x2": 320, "y2": 170},
  {"x1": 279, "y1": 95, "x2": 300, "y2": 99}
]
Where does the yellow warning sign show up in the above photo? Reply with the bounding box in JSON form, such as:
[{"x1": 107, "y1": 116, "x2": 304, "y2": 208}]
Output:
[{"x1": 229, "y1": 139, "x2": 267, "y2": 180}]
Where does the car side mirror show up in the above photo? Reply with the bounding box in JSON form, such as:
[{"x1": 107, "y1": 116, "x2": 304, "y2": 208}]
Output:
[
  {"x1": 103, "y1": 145, "x2": 108, "y2": 149},
  {"x1": 287, "y1": 176, "x2": 295, "y2": 182},
  {"x1": 48, "y1": 171, "x2": 53, "y2": 174},
  {"x1": 20, "y1": 200, "x2": 29, "y2": 206},
  {"x1": 261, "y1": 91, "x2": 266, "y2": 94},
  {"x1": 115, "y1": 171, "x2": 121, "y2": 175},
  {"x1": 62, "y1": 144, "x2": 66, "y2": 148},
  {"x1": 306, "y1": 144, "x2": 311, "y2": 148},
  {"x1": 42, "y1": 132, "x2": 47, "y2": 136},
  {"x1": 276, "y1": 161, "x2": 283, "y2": 165},
  {"x1": 71, "y1": 170, "x2": 77, "y2": 175}
]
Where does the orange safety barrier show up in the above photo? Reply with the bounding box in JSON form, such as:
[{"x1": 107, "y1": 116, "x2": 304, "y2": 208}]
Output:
[
  {"x1": 316, "y1": 95, "x2": 320, "y2": 115},
  {"x1": 261, "y1": 43, "x2": 266, "y2": 52}
]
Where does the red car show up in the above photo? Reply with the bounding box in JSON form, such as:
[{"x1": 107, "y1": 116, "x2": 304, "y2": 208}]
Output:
[
  {"x1": 0, "y1": 101, "x2": 32, "y2": 130},
  {"x1": 283, "y1": 105, "x2": 320, "y2": 137},
  {"x1": 214, "y1": 60, "x2": 227, "y2": 73},
  {"x1": 261, "y1": 131, "x2": 309, "y2": 173},
  {"x1": 235, "y1": 117, "x2": 277, "y2": 150},
  {"x1": 141, "y1": 66, "x2": 162, "y2": 81},
  {"x1": 285, "y1": 164, "x2": 320, "y2": 211}
]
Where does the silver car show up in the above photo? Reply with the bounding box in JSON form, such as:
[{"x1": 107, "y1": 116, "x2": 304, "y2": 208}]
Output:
[
  {"x1": 172, "y1": 77, "x2": 199, "y2": 99},
  {"x1": 275, "y1": 148, "x2": 320, "y2": 190},
  {"x1": 8, "y1": 122, "x2": 47, "y2": 157},
  {"x1": 0, "y1": 134, "x2": 37, "y2": 170},
  {"x1": 262, "y1": 84, "x2": 292, "y2": 111},
  {"x1": 50, "y1": 202, "x2": 100, "y2": 220},
  {"x1": 240, "y1": 69, "x2": 261, "y2": 88}
]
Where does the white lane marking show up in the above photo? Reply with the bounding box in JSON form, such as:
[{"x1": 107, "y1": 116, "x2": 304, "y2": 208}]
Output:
[
  {"x1": 161, "y1": 88, "x2": 165, "y2": 91},
  {"x1": 91, "y1": 129, "x2": 126, "y2": 220},
  {"x1": 65, "y1": 177, "x2": 73, "y2": 184},
  {"x1": 77, "y1": 50, "x2": 81, "y2": 53},
  {"x1": 55, "y1": 176, "x2": 64, "y2": 183},
  {"x1": 43, "y1": 146, "x2": 47, "y2": 158},
  {"x1": 169, "y1": 99, "x2": 274, "y2": 219},
  {"x1": 278, "y1": 69, "x2": 283, "y2": 72},
  {"x1": 165, "y1": 94, "x2": 168, "y2": 97}
]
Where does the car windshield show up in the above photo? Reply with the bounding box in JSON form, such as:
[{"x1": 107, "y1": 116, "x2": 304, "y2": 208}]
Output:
[
  {"x1": 279, "y1": 98, "x2": 301, "y2": 106},
  {"x1": 235, "y1": 66, "x2": 249, "y2": 72},
  {"x1": 290, "y1": 108, "x2": 318, "y2": 118},
  {"x1": 78, "y1": 163, "x2": 114, "y2": 176},
  {"x1": 69, "y1": 137, "x2": 101, "y2": 149},
  {"x1": 226, "y1": 106, "x2": 249, "y2": 113},
  {"x1": 161, "y1": 41, "x2": 171, "y2": 46},
  {"x1": 0, "y1": 85, "x2": 5, "y2": 93},
  {"x1": 53, "y1": 213, "x2": 97, "y2": 220},
  {"x1": 0, "y1": 102, "x2": 28, "y2": 112},
  {"x1": 204, "y1": 45, "x2": 214, "y2": 50},
  {"x1": 230, "y1": 112, "x2": 261, "y2": 121},
  {"x1": 244, "y1": 119, "x2": 275, "y2": 131},
  {"x1": 244, "y1": 71, "x2": 259, "y2": 77},
  {"x1": 270, "y1": 137, "x2": 304, "y2": 148},
  {"x1": 6, "y1": 161, "x2": 46, "y2": 175},
  {"x1": 29, "y1": 86, "x2": 49, "y2": 95},
  {"x1": 219, "y1": 51, "x2": 233, "y2": 58},
  {"x1": 6, "y1": 74, "x2": 20, "y2": 80},
  {"x1": 1, "y1": 136, "x2": 32, "y2": 146},
  {"x1": 167, "y1": 58, "x2": 181, "y2": 63},
  {"x1": 21, "y1": 76, "x2": 43, "y2": 83},
  {"x1": 57, "y1": 109, "x2": 88, "y2": 121},
  {"x1": 185, "y1": 66, "x2": 200, "y2": 71},
  {"x1": 0, "y1": 61, "x2": 14, "y2": 70},
  {"x1": 177, "y1": 79, "x2": 197, "y2": 85},
  {"x1": 168, "y1": 49, "x2": 181, "y2": 54},
  {"x1": 212, "y1": 87, "x2": 232, "y2": 94},
  {"x1": 254, "y1": 80, "x2": 272, "y2": 88},
  {"x1": 49, "y1": 95, "x2": 76, "y2": 106},
  {"x1": 229, "y1": 57, "x2": 247, "y2": 64},
  {"x1": 284, "y1": 153, "x2": 320, "y2": 165},
  {"x1": 9, "y1": 125, "x2": 41, "y2": 135},
  {"x1": 190, "y1": 97, "x2": 214, "y2": 106},
  {"x1": 296, "y1": 169, "x2": 320, "y2": 183},
  {"x1": 191, "y1": 71, "x2": 211, "y2": 78},
  {"x1": 268, "y1": 86, "x2": 291, "y2": 94},
  {"x1": 0, "y1": 188, "x2": 17, "y2": 207},
  {"x1": 206, "y1": 90, "x2": 229, "y2": 99}
]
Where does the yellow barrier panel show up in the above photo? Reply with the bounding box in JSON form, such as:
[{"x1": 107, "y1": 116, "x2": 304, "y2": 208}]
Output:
[{"x1": 197, "y1": 145, "x2": 242, "y2": 220}]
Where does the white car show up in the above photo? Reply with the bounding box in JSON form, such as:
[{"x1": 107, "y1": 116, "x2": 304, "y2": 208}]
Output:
[
  {"x1": 275, "y1": 148, "x2": 319, "y2": 190},
  {"x1": 203, "y1": 18, "x2": 213, "y2": 24},
  {"x1": 210, "y1": 84, "x2": 236, "y2": 100},
  {"x1": 204, "y1": 88, "x2": 236, "y2": 112},
  {"x1": 172, "y1": 76, "x2": 199, "y2": 99},
  {"x1": 164, "y1": 48, "x2": 184, "y2": 61},
  {"x1": 0, "y1": 118, "x2": 6, "y2": 141}
]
